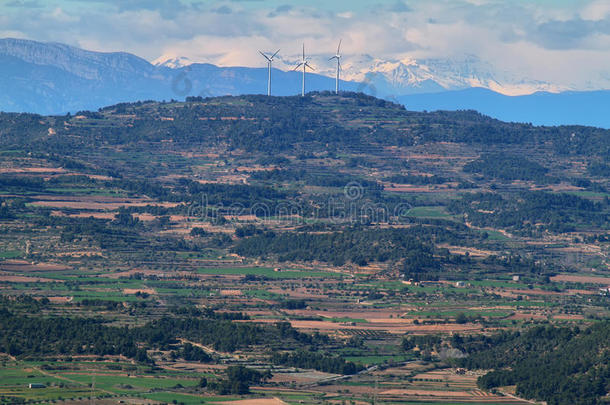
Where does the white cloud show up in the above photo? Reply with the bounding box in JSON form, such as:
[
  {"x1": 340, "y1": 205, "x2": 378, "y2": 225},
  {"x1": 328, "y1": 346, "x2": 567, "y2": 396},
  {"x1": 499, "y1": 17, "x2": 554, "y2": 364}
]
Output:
[
  {"x1": 1, "y1": 0, "x2": 609, "y2": 91},
  {"x1": 581, "y1": 0, "x2": 610, "y2": 21},
  {"x1": 49, "y1": 7, "x2": 79, "y2": 23}
]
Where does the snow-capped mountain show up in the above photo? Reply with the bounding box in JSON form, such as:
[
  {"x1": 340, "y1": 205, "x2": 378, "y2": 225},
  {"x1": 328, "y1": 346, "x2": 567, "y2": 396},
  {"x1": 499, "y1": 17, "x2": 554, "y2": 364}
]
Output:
[
  {"x1": 153, "y1": 56, "x2": 194, "y2": 69},
  {"x1": 2, "y1": 38, "x2": 610, "y2": 127},
  {"x1": 261, "y1": 53, "x2": 569, "y2": 97}
]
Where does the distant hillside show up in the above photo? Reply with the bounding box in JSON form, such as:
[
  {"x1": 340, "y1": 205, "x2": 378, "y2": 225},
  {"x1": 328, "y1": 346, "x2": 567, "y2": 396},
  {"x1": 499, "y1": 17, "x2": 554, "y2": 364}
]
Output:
[
  {"x1": 2, "y1": 92, "x2": 608, "y2": 161},
  {"x1": 399, "y1": 88, "x2": 610, "y2": 128}
]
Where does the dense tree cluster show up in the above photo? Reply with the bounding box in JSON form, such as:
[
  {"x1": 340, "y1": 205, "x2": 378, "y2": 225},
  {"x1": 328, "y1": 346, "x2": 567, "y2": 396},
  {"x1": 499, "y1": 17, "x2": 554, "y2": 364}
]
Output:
[
  {"x1": 179, "y1": 179, "x2": 291, "y2": 211},
  {"x1": 0, "y1": 304, "x2": 340, "y2": 369},
  {"x1": 401, "y1": 335, "x2": 442, "y2": 352},
  {"x1": 448, "y1": 191, "x2": 608, "y2": 233},
  {"x1": 271, "y1": 350, "x2": 363, "y2": 375},
  {"x1": 588, "y1": 162, "x2": 610, "y2": 177},
  {"x1": 0, "y1": 308, "x2": 143, "y2": 359},
  {"x1": 208, "y1": 365, "x2": 271, "y2": 395},
  {"x1": 250, "y1": 169, "x2": 383, "y2": 190},
  {"x1": 136, "y1": 317, "x2": 268, "y2": 353},
  {"x1": 458, "y1": 323, "x2": 610, "y2": 405},
  {"x1": 172, "y1": 343, "x2": 212, "y2": 363},
  {"x1": 233, "y1": 226, "x2": 437, "y2": 267},
  {"x1": 463, "y1": 153, "x2": 551, "y2": 182},
  {"x1": 383, "y1": 174, "x2": 448, "y2": 185},
  {"x1": 0, "y1": 176, "x2": 45, "y2": 192}
]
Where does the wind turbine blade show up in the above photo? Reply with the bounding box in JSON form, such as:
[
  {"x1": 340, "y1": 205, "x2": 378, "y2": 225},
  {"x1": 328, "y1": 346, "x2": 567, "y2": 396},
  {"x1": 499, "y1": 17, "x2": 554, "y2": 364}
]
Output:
[
  {"x1": 293, "y1": 63, "x2": 303, "y2": 71},
  {"x1": 305, "y1": 62, "x2": 315, "y2": 71},
  {"x1": 329, "y1": 56, "x2": 338, "y2": 61},
  {"x1": 259, "y1": 51, "x2": 271, "y2": 62},
  {"x1": 271, "y1": 49, "x2": 280, "y2": 60},
  {"x1": 337, "y1": 39, "x2": 342, "y2": 55},
  {"x1": 302, "y1": 43, "x2": 305, "y2": 61}
]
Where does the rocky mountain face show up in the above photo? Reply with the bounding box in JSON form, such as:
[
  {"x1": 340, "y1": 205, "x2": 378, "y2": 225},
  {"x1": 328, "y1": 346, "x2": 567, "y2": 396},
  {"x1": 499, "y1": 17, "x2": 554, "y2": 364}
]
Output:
[
  {"x1": 0, "y1": 38, "x2": 155, "y2": 80},
  {"x1": 0, "y1": 38, "x2": 353, "y2": 115}
]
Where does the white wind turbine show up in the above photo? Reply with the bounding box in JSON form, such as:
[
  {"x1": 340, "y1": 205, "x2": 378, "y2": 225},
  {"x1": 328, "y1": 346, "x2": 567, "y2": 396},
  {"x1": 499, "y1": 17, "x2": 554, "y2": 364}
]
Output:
[
  {"x1": 329, "y1": 39, "x2": 342, "y2": 94},
  {"x1": 293, "y1": 43, "x2": 314, "y2": 97},
  {"x1": 259, "y1": 49, "x2": 280, "y2": 96}
]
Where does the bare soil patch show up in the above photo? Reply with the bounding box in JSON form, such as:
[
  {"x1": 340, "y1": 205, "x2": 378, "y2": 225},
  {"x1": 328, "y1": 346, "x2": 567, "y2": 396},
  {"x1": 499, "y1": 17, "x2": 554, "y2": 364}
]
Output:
[
  {"x1": 0, "y1": 275, "x2": 59, "y2": 283},
  {"x1": 48, "y1": 296, "x2": 73, "y2": 303},
  {"x1": 382, "y1": 184, "x2": 432, "y2": 193},
  {"x1": 379, "y1": 388, "x2": 471, "y2": 397},
  {"x1": 123, "y1": 288, "x2": 156, "y2": 295},
  {"x1": 0, "y1": 260, "x2": 71, "y2": 273},
  {"x1": 31, "y1": 195, "x2": 178, "y2": 210},
  {"x1": 440, "y1": 245, "x2": 495, "y2": 257},
  {"x1": 34, "y1": 200, "x2": 172, "y2": 210},
  {"x1": 220, "y1": 289, "x2": 242, "y2": 296},
  {"x1": 287, "y1": 310, "x2": 403, "y2": 320},
  {"x1": 284, "y1": 320, "x2": 482, "y2": 334},
  {"x1": 55, "y1": 212, "x2": 116, "y2": 220},
  {"x1": 0, "y1": 167, "x2": 66, "y2": 174},
  {"x1": 553, "y1": 314, "x2": 584, "y2": 320},
  {"x1": 212, "y1": 399, "x2": 287, "y2": 405},
  {"x1": 508, "y1": 313, "x2": 546, "y2": 321},
  {"x1": 551, "y1": 274, "x2": 610, "y2": 285}
]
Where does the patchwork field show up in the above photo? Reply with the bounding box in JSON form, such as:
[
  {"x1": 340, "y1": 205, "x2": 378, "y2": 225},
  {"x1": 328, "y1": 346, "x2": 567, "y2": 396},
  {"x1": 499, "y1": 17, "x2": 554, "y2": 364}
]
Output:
[{"x1": 1, "y1": 94, "x2": 608, "y2": 404}]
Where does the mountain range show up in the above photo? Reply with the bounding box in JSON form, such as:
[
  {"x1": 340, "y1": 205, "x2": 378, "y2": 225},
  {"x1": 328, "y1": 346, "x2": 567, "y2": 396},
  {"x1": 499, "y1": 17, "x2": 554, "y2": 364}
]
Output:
[
  {"x1": 155, "y1": 52, "x2": 567, "y2": 97},
  {"x1": 1, "y1": 38, "x2": 609, "y2": 128}
]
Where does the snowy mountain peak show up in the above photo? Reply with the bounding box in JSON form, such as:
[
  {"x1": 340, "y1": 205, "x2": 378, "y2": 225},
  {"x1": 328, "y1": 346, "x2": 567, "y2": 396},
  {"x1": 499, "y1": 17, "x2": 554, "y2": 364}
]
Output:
[
  {"x1": 153, "y1": 55, "x2": 194, "y2": 69},
  {"x1": 245, "y1": 51, "x2": 568, "y2": 96},
  {"x1": 151, "y1": 49, "x2": 570, "y2": 96}
]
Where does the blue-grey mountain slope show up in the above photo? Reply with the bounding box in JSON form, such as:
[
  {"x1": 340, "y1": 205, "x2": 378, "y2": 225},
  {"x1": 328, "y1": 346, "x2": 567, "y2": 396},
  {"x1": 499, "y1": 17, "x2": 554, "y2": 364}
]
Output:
[
  {"x1": 0, "y1": 38, "x2": 357, "y2": 115},
  {"x1": 398, "y1": 88, "x2": 610, "y2": 128}
]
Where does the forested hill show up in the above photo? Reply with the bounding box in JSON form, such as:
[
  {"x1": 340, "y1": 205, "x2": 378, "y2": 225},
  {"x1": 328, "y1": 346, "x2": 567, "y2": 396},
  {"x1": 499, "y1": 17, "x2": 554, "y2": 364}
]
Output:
[
  {"x1": 1, "y1": 92, "x2": 609, "y2": 160},
  {"x1": 460, "y1": 322, "x2": 610, "y2": 405}
]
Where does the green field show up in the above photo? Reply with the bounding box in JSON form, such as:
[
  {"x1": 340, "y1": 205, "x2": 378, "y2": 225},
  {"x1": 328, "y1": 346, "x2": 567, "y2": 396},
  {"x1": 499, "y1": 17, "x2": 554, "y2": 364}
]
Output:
[
  {"x1": 197, "y1": 267, "x2": 341, "y2": 279},
  {"x1": 62, "y1": 373, "x2": 199, "y2": 393},
  {"x1": 245, "y1": 289, "x2": 285, "y2": 300},
  {"x1": 327, "y1": 316, "x2": 369, "y2": 323},
  {"x1": 407, "y1": 206, "x2": 452, "y2": 218},
  {"x1": 142, "y1": 392, "x2": 238, "y2": 404},
  {"x1": 0, "y1": 250, "x2": 22, "y2": 259},
  {"x1": 343, "y1": 354, "x2": 411, "y2": 366},
  {"x1": 484, "y1": 230, "x2": 512, "y2": 241}
]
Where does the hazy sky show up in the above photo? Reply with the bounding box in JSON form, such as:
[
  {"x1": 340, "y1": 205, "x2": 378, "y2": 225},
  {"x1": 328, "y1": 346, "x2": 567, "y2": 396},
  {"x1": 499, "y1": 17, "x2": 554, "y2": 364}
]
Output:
[{"x1": 2, "y1": 0, "x2": 610, "y2": 88}]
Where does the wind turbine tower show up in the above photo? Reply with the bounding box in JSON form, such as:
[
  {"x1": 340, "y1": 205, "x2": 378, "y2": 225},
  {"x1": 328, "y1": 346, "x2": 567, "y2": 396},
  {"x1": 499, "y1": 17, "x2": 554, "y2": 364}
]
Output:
[
  {"x1": 329, "y1": 40, "x2": 342, "y2": 94},
  {"x1": 259, "y1": 49, "x2": 280, "y2": 96},
  {"x1": 294, "y1": 43, "x2": 314, "y2": 96}
]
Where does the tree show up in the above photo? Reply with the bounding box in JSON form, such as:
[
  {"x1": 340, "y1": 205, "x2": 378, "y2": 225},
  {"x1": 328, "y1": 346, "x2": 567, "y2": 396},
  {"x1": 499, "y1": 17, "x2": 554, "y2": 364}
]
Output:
[{"x1": 455, "y1": 313, "x2": 468, "y2": 324}]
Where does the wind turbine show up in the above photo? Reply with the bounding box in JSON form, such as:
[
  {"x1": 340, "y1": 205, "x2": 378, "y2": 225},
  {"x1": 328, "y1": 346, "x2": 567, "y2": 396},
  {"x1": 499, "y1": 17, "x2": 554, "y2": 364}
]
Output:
[
  {"x1": 329, "y1": 39, "x2": 342, "y2": 94},
  {"x1": 259, "y1": 49, "x2": 280, "y2": 96},
  {"x1": 293, "y1": 43, "x2": 314, "y2": 97}
]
